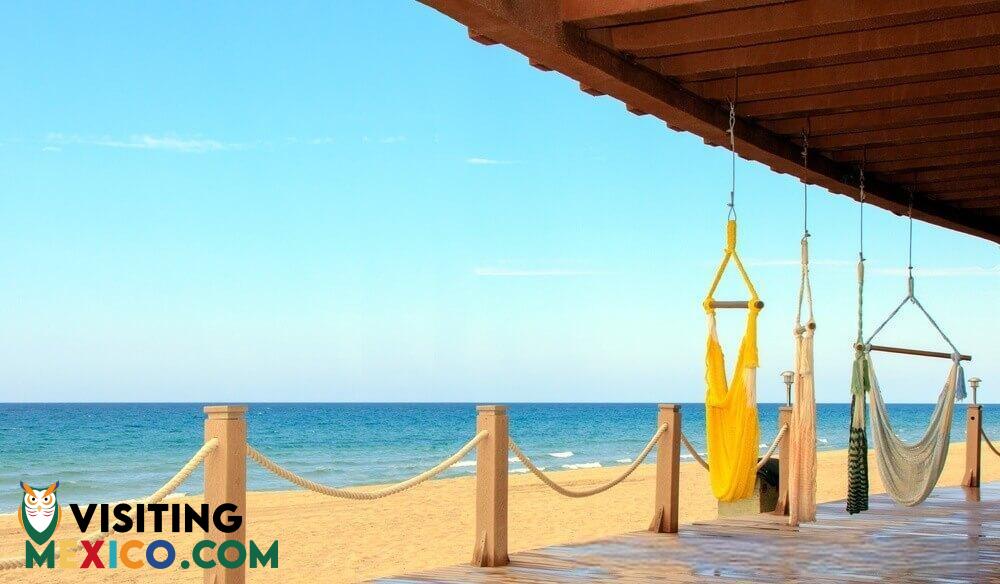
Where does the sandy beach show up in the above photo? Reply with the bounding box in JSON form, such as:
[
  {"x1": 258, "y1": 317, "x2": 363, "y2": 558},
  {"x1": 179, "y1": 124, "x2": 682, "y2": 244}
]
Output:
[{"x1": 1, "y1": 443, "x2": 995, "y2": 583}]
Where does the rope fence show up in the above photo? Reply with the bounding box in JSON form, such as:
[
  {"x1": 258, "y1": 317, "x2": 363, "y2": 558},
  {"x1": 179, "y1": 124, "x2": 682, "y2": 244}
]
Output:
[
  {"x1": 679, "y1": 424, "x2": 788, "y2": 473},
  {"x1": 681, "y1": 432, "x2": 710, "y2": 470},
  {"x1": 509, "y1": 424, "x2": 667, "y2": 498},
  {"x1": 0, "y1": 438, "x2": 219, "y2": 571},
  {"x1": 247, "y1": 430, "x2": 488, "y2": 500},
  {"x1": 984, "y1": 428, "x2": 1000, "y2": 458},
  {"x1": 3, "y1": 402, "x2": 981, "y2": 576},
  {"x1": 756, "y1": 424, "x2": 789, "y2": 471}
]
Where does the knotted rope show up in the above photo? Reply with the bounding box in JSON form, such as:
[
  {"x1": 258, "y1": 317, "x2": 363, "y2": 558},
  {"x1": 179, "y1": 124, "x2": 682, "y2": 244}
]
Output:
[
  {"x1": 509, "y1": 425, "x2": 667, "y2": 498},
  {"x1": 756, "y1": 424, "x2": 788, "y2": 471},
  {"x1": 983, "y1": 428, "x2": 1000, "y2": 457},
  {"x1": 0, "y1": 438, "x2": 219, "y2": 571},
  {"x1": 681, "y1": 432, "x2": 710, "y2": 470},
  {"x1": 247, "y1": 431, "x2": 487, "y2": 500}
]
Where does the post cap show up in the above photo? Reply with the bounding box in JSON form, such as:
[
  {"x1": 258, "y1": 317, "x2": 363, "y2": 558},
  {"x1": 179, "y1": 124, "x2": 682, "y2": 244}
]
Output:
[
  {"x1": 658, "y1": 403, "x2": 681, "y2": 411},
  {"x1": 476, "y1": 405, "x2": 508, "y2": 413},
  {"x1": 204, "y1": 405, "x2": 248, "y2": 419}
]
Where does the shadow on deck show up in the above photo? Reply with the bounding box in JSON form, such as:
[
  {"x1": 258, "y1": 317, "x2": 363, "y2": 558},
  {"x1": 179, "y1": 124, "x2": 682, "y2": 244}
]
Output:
[{"x1": 378, "y1": 483, "x2": 998, "y2": 583}]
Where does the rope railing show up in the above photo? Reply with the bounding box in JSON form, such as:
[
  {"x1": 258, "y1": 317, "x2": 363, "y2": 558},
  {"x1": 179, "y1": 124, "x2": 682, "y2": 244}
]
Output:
[
  {"x1": 983, "y1": 428, "x2": 1000, "y2": 458},
  {"x1": 508, "y1": 424, "x2": 668, "y2": 498},
  {"x1": 680, "y1": 432, "x2": 710, "y2": 471},
  {"x1": 0, "y1": 438, "x2": 219, "y2": 571},
  {"x1": 756, "y1": 424, "x2": 788, "y2": 471},
  {"x1": 247, "y1": 430, "x2": 488, "y2": 500},
  {"x1": 680, "y1": 424, "x2": 788, "y2": 474}
]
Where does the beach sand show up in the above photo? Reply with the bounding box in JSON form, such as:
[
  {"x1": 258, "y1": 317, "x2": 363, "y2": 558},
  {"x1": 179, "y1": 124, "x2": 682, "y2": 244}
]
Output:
[{"x1": 1, "y1": 443, "x2": 996, "y2": 583}]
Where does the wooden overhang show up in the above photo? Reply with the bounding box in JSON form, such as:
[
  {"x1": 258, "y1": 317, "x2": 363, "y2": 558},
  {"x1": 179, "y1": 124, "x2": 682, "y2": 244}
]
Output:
[{"x1": 417, "y1": 0, "x2": 1000, "y2": 243}]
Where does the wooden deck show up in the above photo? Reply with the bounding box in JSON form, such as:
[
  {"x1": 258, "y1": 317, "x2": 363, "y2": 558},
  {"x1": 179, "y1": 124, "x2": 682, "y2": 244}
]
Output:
[{"x1": 379, "y1": 483, "x2": 998, "y2": 583}]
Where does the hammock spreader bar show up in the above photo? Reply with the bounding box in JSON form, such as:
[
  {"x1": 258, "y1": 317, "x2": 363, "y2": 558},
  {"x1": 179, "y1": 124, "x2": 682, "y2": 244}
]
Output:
[{"x1": 703, "y1": 219, "x2": 762, "y2": 502}]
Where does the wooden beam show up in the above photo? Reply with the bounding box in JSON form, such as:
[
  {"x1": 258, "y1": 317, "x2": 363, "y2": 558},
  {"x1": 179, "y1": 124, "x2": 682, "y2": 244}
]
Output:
[
  {"x1": 561, "y1": 0, "x2": 786, "y2": 29},
  {"x1": 415, "y1": 0, "x2": 1000, "y2": 242},
  {"x1": 469, "y1": 29, "x2": 498, "y2": 45},
  {"x1": 865, "y1": 150, "x2": 1000, "y2": 173},
  {"x1": 626, "y1": 103, "x2": 649, "y2": 115},
  {"x1": 898, "y1": 165, "x2": 1000, "y2": 184},
  {"x1": 528, "y1": 58, "x2": 553, "y2": 71},
  {"x1": 950, "y1": 193, "x2": 1000, "y2": 208},
  {"x1": 923, "y1": 177, "x2": 1000, "y2": 194},
  {"x1": 929, "y1": 187, "x2": 1000, "y2": 200},
  {"x1": 692, "y1": 46, "x2": 1000, "y2": 101},
  {"x1": 830, "y1": 136, "x2": 1000, "y2": 163},
  {"x1": 579, "y1": 83, "x2": 604, "y2": 96},
  {"x1": 637, "y1": 12, "x2": 1000, "y2": 70},
  {"x1": 767, "y1": 97, "x2": 1000, "y2": 135},
  {"x1": 807, "y1": 117, "x2": 1000, "y2": 150},
  {"x1": 592, "y1": 0, "x2": 1000, "y2": 57},
  {"x1": 740, "y1": 74, "x2": 1000, "y2": 119}
]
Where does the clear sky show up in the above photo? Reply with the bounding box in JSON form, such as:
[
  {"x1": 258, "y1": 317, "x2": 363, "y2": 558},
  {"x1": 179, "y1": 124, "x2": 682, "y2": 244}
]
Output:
[{"x1": 1, "y1": 2, "x2": 997, "y2": 403}]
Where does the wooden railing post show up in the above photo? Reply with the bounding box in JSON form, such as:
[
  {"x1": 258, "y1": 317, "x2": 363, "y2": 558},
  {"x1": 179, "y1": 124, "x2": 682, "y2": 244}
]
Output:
[
  {"x1": 962, "y1": 404, "x2": 982, "y2": 488},
  {"x1": 473, "y1": 405, "x2": 508, "y2": 567},
  {"x1": 774, "y1": 406, "x2": 792, "y2": 515},
  {"x1": 649, "y1": 404, "x2": 681, "y2": 534},
  {"x1": 204, "y1": 405, "x2": 247, "y2": 584}
]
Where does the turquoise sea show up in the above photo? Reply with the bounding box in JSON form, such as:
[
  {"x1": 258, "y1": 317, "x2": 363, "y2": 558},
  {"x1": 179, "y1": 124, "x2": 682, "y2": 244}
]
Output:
[{"x1": 1, "y1": 402, "x2": 995, "y2": 513}]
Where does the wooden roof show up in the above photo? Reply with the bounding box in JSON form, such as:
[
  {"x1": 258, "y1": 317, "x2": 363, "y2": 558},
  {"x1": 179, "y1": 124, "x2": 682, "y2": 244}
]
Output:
[{"x1": 418, "y1": 0, "x2": 1000, "y2": 243}]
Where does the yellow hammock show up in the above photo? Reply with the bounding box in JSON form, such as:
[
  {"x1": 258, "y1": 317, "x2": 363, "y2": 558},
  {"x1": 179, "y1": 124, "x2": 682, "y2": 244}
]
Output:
[{"x1": 703, "y1": 219, "x2": 761, "y2": 502}]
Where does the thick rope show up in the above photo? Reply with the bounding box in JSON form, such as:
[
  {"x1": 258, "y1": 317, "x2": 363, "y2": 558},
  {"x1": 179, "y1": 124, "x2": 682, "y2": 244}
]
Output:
[
  {"x1": 0, "y1": 438, "x2": 218, "y2": 571},
  {"x1": 983, "y1": 428, "x2": 1000, "y2": 457},
  {"x1": 248, "y1": 431, "x2": 487, "y2": 500},
  {"x1": 681, "y1": 431, "x2": 710, "y2": 470},
  {"x1": 509, "y1": 425, "x2": 668, "y2": 498},
  {"x1": 756, "y1": 424, "x2": 788, "y2": 471}
]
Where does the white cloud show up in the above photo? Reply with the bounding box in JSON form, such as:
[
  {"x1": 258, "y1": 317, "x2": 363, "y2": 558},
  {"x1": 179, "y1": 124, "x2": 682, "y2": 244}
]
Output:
[
  {"x1": 46, "y1": 133, "x2": 252, "y2": 153},
  {"x1": 466, "y1": 157, "x2": 515, "y2": 165},
  {"x1": 744, "y1": 258, "x2": 853, "y2": 268},
  {"x1": 871, "y1": 265, "x2": 999, "y2": 278},
  {"x1": 474, "y1": 267, "x2": 605, "y2": 277},
  {"x1": 363, "y1": 135, "x2": 407, "y2": 144}
]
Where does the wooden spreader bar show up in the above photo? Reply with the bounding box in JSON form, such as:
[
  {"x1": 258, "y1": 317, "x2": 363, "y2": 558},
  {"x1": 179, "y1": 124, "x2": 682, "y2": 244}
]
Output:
[
  {"x1": 857, "y1": 343, "x2": 972, "y2": 361},
  {"x1": 710, "y1": 300, "x2": 764, "y2": 309}
]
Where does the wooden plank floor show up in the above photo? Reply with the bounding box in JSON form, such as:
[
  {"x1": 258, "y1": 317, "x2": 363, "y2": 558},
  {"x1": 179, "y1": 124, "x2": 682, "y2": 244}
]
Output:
[{"x1": 379, "y1": 483, "x2": 998, "y2": 583}]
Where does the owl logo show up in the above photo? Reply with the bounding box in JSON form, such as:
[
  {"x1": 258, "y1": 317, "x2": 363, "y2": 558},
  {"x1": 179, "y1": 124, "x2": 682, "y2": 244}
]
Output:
[{"x1": 18, "y1": 482, "x2": 60, "y2": 545}]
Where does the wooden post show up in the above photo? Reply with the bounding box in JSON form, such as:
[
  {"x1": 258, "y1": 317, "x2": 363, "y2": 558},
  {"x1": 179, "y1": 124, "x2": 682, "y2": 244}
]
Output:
[
  {"x1": 473, "y1": 405, "x2": 508, "y2": 567},
  {"x1": 204, "y1": 405, "x2": 247, "y2": 584},
  {"x1": 649, "y1": 404, "x2": 681, "y2": 534},
  {"x1": 774, "y1": 406, "x2": 792, "y2": 515},
  {"x1": 962, "y1": 405, "x2": 982, "y2": 488}
]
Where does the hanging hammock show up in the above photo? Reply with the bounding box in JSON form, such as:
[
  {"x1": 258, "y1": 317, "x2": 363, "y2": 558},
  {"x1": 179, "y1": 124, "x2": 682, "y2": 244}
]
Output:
[
  {"x1": 788, "y1": 136, "x2": 816, "y2": 525},
  {"x1": 788, "y1": 243, "x2": 816, "y2": 523},
  {"x1": 704, "y1": 219, "x2": 762, "y2": 502},
  {"x1": 847, "y1": 191, "x2": 968, "y2": 511}
]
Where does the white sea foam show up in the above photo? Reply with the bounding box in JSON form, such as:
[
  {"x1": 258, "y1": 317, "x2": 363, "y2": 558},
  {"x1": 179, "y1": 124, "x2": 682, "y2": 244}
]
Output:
[
  {"x1": 510, "y1": 467, "x2": 543, "y2": 474},
  {"x1": 549, "y1": 451, "x2": 574, "y2": 458},
  {"x1": 818, "y1": 437, "x2": 829, "y2": 444},
  {"x1": 615, "y1": 458, "x2": 632, "y2": 464},
  {"x1": 453, "y1": 460, "x2": 477, "y2": 468},
  {"x1": 562, "y1": 462, "x2": 601, "y2": 470}
]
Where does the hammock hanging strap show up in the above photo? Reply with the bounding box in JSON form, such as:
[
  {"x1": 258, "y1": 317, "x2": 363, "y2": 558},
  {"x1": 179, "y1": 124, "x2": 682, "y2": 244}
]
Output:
[{"x1": 704, "y1": 219, "x2": 761, "y2": 502}]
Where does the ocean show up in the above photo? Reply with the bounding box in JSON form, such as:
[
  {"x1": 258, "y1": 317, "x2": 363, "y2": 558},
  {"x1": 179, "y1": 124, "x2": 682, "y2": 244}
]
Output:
[{"x1": 1, "y1": 402, "x2": 995, "y2": 512}]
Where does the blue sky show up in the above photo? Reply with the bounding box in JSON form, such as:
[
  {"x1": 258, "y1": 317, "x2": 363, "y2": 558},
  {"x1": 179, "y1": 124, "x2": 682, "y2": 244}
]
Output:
[{"x1": 1, "y1": 2, "x2": 997, "y2": 403}]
